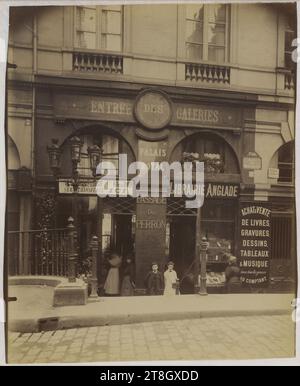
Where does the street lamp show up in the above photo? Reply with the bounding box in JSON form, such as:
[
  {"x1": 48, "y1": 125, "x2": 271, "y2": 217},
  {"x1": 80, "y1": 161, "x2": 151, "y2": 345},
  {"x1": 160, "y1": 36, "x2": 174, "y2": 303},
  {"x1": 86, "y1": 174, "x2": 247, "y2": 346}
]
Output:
[
  {"x1": 87, "y1": 144, "x2": 102, "y2": 177},
  {"x1": 87, "y1": 144, "x2": 103, "y2": 294},
  {"x1": 69, "y1": 136, "x2": 83, "y2": 192},
  {"x1": 47, "y1": 138, "x2": 61, "y2": 178}
]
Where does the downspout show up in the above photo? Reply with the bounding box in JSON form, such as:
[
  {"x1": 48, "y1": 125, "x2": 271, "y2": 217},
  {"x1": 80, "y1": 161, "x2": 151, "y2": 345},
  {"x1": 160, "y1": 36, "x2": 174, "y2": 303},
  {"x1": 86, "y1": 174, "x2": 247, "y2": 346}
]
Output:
[{"x1": 32, "y1": 13, "x2": 37, "y2": 177}]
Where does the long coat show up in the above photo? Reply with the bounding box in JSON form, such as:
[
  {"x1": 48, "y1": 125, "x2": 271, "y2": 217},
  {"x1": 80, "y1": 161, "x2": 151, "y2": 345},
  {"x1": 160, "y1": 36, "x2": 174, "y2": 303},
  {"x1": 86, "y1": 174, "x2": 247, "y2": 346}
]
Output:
[
  {"x1": 145, "y1": 271, "x2": 164, "y2": 295},
  {"x1": 225, "y1": 264, "x2": 241, "y2": 293}
]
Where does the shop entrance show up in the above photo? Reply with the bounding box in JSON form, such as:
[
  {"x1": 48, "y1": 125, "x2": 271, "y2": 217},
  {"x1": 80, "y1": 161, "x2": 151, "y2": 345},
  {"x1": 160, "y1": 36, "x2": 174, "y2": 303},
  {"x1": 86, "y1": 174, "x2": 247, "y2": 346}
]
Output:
[{"x1": 169, "y1": 216, "x2": 196, "y2": 293}]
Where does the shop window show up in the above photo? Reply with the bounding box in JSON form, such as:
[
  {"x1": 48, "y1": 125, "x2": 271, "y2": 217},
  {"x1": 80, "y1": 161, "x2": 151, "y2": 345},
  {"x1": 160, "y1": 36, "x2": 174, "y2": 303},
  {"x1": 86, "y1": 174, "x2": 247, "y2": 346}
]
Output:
[
  {"x1": 278, "y1": 141, "x2": 294, "y2": 184},
  {"x1": 75, "y1": 5, "x2": 123, "y2": 51},
  {"x1": 170, "y1": 133, "x2": 239, "y2": 175},
  {"x1": 186, "y1": 4, "x2": 230, "y2": 63}
]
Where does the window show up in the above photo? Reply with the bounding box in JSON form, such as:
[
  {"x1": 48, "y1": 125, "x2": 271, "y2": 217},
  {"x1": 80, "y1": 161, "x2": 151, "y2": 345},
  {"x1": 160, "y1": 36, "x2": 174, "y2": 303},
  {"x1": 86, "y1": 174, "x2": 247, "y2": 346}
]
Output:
[
  {"x1": 186, "y1": 4, "x2": 230, "y2": 63},
  {"x1": 278, "y1": 141, "x2": 294, "y2": 184},
  {"x1": 75, "y1": 5, "x2": 122, "y2": 51},
  {"x1": 170, "y1": 133, "x2": 239, "y2": 175},
  {"x1": 284, "y1": 19, "x2": 296, "y2": 70}
]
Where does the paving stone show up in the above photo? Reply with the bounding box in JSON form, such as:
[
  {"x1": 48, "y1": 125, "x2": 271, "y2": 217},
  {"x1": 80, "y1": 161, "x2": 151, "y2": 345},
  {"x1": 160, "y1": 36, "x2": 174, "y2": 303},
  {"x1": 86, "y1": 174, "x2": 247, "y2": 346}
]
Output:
[{"x1": 7, "y1": 315, "x2": 296, "y2": 364}]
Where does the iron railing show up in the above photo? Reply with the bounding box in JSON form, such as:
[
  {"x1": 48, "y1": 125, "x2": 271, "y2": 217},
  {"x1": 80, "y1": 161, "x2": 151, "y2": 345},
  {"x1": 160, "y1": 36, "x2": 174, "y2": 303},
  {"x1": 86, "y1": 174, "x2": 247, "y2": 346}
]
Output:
[{"x1": 7, "y1": 228, "x2": 68, "y2": 277}]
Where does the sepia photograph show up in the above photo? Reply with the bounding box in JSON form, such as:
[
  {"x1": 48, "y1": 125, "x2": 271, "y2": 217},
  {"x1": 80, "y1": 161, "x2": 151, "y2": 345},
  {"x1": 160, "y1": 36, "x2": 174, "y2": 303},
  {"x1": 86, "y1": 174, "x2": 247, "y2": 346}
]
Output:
[{"x1": 1, "y1": 0, "x2": 299, "y2": 366}]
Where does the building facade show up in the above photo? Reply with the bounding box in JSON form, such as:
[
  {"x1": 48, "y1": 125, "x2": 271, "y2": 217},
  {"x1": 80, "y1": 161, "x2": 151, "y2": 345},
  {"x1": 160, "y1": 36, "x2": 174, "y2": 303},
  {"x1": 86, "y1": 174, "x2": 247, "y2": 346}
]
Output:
[{"x1": 6, "y1": 3, "x2": 296, "y2": 293}]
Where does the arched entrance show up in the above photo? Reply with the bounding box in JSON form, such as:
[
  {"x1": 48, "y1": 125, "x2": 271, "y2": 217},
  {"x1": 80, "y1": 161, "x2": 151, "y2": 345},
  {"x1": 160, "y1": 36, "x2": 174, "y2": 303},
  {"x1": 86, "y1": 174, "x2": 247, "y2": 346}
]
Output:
[
  {"x1": 56, "y1": 127, "x2": 136, "y2": 285},
  {"x1": 168, "y1": 132, "x2": 240, "y2": 293}
]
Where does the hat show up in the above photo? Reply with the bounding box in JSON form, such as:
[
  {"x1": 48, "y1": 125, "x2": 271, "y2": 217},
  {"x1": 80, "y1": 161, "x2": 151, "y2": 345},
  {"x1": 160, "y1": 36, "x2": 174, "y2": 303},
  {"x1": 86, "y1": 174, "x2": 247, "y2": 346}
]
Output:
[
  {"x1": 228, "y1": 255, "x2": 237, "y2": 265},
  {"x1": 151, "y1": 261, "x2": 158, "y2": 267},
  {"x1": 167, "y1": 261, "x2": 175, "y2": 266}
]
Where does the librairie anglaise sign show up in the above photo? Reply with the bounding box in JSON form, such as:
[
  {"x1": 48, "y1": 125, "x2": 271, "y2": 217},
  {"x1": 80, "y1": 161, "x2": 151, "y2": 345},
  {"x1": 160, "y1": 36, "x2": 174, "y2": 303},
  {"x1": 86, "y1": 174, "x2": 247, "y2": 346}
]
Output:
[
  {"x1": 54, "y1": 91, "x2": 242, "y2": 130},
  {"x1": 58, "y1": 179, "x2": 239, "y2": 199},
  {"x1": 238, "y1": 203, "x2": 271, "y2": 287}
]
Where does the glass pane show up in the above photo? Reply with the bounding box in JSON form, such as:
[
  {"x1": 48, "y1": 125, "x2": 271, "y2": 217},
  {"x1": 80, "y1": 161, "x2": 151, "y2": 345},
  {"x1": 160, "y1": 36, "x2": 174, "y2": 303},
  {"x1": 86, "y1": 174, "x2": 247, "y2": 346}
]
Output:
[
  {"x1": 201, "y1": 221, "x2": 234, "y2": 253},
  {"x1": 77, "y1": 31, "x2": 96, "y2": 49},
  {"x1": 102, "y1": 34, "x2": 122, "y2": 51},
  {"x1": 102, "y1": 10, "x2": 121, "y2": 34},
  {"x1": 208, "y1": 46, "x2": 225, "y2": 62},
  {"x1": 202, "y1": 201, "x2": 235, "y2": 220},
  {"x1": 285, "y1": 31, "x2": 294, "y2": 54},
  {"x1": 186, "y1": 43, "x2": 203, "y2": 61},
  {"x1": 285, "y1": 52, "x2": 293, "y2": 69},
  {"x1": 186, "y1": 4, "x2": 204, "y2": 21},
  {"x1": 208, "y1": 4, "x2": 226, "y2": 23},
  {"x1": 186, "y1": 20, "x2": 203, "y2": 44},
  {"x1": 208, "y1": 23, "x2": 225, "y2": 46},
  {"x1": 77, "y1": 7, "x2": 96, "y2": 32},
  {"x1": 102, "y1": 135, "x2": 119, "y2": 154}
]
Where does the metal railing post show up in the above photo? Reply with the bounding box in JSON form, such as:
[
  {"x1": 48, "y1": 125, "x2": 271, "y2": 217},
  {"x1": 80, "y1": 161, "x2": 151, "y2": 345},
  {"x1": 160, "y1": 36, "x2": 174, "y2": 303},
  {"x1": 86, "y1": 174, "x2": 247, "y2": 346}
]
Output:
[
  {"x1": 89, "y1": 235, "x2": 99, "y2": 298},
  {"x1": 199, "y1": 237, "x2": 209, "y2": 296},
  {"x1": 67, "y1": 216, "x2": 77, "y2": 283}
]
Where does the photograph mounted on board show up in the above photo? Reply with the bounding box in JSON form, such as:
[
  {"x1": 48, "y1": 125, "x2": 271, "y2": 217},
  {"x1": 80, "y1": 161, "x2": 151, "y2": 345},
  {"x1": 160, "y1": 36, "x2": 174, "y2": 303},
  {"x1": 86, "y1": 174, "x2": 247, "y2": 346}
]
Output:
[{"x1": 3, "y1": 1, "x2": 298, "y2": 364}]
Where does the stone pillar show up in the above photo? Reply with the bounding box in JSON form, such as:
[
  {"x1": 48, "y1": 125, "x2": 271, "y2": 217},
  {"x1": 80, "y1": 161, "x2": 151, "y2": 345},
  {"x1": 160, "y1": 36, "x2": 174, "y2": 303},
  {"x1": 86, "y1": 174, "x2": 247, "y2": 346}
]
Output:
[{"x1": 134, "y1": 197, "x2": 167, "y2": 288}]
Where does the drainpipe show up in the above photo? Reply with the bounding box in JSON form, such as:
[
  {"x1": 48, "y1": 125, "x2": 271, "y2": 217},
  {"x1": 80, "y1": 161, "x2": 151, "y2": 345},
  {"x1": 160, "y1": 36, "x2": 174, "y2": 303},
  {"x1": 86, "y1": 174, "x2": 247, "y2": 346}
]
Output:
[{"x1": 32, "y1": 12, "x2": 37, "y2": 177}]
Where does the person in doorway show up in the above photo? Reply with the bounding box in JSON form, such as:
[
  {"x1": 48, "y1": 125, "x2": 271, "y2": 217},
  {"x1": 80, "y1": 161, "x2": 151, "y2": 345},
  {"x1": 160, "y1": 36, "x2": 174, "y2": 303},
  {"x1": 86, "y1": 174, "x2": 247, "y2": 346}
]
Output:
[
  {"x1": 120, "y1": 254, "x2": 136, "y2": 296},
  {"x1": 225, "y1": 254, "x2": 241, "y2": 293},
  {"x1": 145, "y1": 262, "x2": 164, "y2": 295},
  {"x1": 163, "y1": 261, "x2": 179, "y2": 296},
  {"x1": 103, "y1": 252, "x2": 122, "y2": 296}
]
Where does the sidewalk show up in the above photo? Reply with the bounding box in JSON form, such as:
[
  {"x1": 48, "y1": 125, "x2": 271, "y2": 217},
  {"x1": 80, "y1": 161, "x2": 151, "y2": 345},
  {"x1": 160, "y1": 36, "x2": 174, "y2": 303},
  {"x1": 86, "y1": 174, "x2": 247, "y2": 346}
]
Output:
[{"x1": 7, "y1": 283, "x2": 295, "y2": 333}]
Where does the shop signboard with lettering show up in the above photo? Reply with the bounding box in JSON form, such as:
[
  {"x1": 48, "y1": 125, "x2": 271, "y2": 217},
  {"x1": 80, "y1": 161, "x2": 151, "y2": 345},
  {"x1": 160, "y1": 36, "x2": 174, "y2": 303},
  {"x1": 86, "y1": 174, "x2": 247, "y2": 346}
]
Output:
[
  {"x1": 238, "y1": 203, "x2": 271, "y2": 287},
  {"x1": 172, "y1": 102, "x2": 242, "y2": 129},
  {"x1": 53, "y1": 92, "x2": 242, "y2": 130},
  {"x1": 54, "y1": 94, "x2": 134, "y2": 122}
]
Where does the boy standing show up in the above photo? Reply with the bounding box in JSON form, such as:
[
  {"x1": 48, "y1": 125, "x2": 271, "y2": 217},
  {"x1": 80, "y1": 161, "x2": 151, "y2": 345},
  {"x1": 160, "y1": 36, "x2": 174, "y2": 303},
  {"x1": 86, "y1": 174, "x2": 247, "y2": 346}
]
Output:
[{"x1": 145, "y1": 262, "x2": 164, "y2": 295}]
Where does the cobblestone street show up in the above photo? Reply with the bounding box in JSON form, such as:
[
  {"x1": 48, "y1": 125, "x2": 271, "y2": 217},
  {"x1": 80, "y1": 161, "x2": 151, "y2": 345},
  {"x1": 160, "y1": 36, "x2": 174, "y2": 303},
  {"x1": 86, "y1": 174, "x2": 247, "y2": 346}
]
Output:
[{"x1": 7, "y1": 314, "x2": 295, "y2": 364}]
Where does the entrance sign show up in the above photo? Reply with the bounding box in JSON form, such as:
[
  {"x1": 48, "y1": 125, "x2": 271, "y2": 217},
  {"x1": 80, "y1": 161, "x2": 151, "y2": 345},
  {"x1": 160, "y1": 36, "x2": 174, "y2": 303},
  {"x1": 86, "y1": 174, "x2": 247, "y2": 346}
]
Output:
[
  {"x1": 134, "y1": 90, "x2": 172, "y2": 130},
  {"x1": 239, "y1": 203, "x2": 271, "y2": 287},
  {"x1": 54, "y1": 94, "x2": 134, "y2": 122},
  {"x1": 54, "y1": 92, "x2": 242, "y2": 130}
]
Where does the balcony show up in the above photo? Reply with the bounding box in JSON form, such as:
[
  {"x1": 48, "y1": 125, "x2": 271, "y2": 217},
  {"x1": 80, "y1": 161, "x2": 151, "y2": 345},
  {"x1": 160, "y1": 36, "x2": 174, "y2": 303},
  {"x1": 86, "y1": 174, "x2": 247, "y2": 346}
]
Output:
[
  {"x1": 284, "y1": 69, "x2": 295, "y2": 90},
  {"x1": 73, "y1": 52, "x2": 123, "y2": 74},
  {"x1": 185, "y1": 63, "x2": 230, "y2": 84}
]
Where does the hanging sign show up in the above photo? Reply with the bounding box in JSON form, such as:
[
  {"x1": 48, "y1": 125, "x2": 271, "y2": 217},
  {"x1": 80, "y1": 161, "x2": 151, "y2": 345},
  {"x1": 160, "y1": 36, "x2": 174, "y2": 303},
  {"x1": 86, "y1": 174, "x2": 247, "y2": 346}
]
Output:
[{"x1": 243, "y1": 152, "x2": 262, "y2": 170}]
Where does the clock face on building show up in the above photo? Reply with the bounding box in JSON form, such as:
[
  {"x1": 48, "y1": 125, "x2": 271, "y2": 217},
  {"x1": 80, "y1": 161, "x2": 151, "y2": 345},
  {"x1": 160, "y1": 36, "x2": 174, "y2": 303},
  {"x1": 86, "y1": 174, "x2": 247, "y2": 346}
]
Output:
[{"x1": 134, "y1": 90, "x2": 173, "y2": 130}]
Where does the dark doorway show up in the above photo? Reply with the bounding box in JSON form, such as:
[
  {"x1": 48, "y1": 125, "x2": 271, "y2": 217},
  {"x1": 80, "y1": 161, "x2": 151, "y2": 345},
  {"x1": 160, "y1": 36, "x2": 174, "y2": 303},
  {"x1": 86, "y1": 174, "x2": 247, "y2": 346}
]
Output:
[{"x1": 169, "y1": 216, "x2": 196, "y2": 293}]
